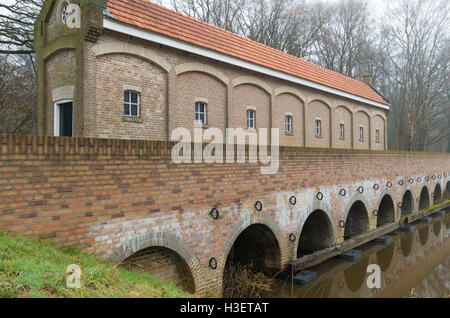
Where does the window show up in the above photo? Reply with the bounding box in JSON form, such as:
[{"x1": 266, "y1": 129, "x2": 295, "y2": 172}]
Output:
[
  {"x1": 339, "y1": 123, "x2": 345, "y2": 139},
  {"x1": 376, "y1": 129, "x2": 380, "y2": 143},
  {"x1": 247, "y1": 109, "x2": 255, "y2": 129},
  {"x1": 359, "y1": 127, "x2": 364, "y2": 141},
  {"x1": 315, "y1": 119, "x2": 322, "y2": 136},
  {"x1": 285, "y1": 115, "x2": 292, "y2": 134},
  {"x1": 195, "y1": 102, "x2": 207, "y2": 124},
  {"x1": 124, "y1": 91, "x2": 139, "y2": 117}
]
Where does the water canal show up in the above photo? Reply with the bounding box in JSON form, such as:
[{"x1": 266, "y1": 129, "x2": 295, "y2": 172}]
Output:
[{"x1": 271, "y1": 213, "x2": 449, "y2": 298}]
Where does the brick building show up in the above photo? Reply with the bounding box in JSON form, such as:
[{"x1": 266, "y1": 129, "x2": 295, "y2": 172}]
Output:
[{"x1": 35, "y1": 0, "x2": 390, "y2": 150}]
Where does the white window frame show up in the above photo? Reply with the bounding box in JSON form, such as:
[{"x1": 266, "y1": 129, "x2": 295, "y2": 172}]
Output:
[
  {"x1": 195, "y1": 101, "x2": 207, "y2": 125},
  {"x1": 315, "y1": 119, "x2": 322, "y2": 136},
  {"x1": 247, "y1": 109, "x2": 255, "y2": 129},
  {"x1": 124, "y1": 90, "x2": 140, "y2": 117},
  {"x1": 359, "y1": 126, "x2": 364, "y2": 141},
  {"x1": 54, "y1": 99, "x2": 74, "y2": 137},
  {"x1": 339, "y1": 123, "x2": 345, "y2": 139},
  {"x1": 285, "y1": 115, "x2": 292, "y2": 134}
]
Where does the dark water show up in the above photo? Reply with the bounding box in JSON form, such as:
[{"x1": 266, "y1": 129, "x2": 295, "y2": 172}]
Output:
[{"x1": 272, "y1": 214, "x2": 450, "y2": 298}]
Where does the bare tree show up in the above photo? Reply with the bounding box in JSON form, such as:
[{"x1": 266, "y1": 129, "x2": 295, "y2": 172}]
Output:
[
  {"x1": 0, "y1": 0, "x2": 44, "y2": 55},
  {"x1": 382, "y1": 0, "x2": 449, "y2": 151}
]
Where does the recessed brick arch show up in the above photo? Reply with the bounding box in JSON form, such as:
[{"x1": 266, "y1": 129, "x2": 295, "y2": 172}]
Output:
[
  {"x1": 175, "y1": 62, "x2": 230, "y2": 85},
  {"x1": 274, "y1": 87, "x2": 306, "y2": 103},
  {"x1": 419, "y1": 186, "x2": 431, "y2": 211},
  {"x1": 92, "y1": 42, "x2": 171, "y2": 72},
  {"x1": 217, "y1": 214, "x2": 285, "y2": 294},
  {"x1": 297, "y1": 209, "x2": 334, "y2": 257},
  {"x1": 445, "y1": 181, "x2": 450, "y2": 200},
  {"x1": 376, "y1": 194, "x2": 396, "y2": 227},
  {"x1": 108, "y1": 231, "x2": 202, "y2": 294},
  {"x1": 232, "y1": 76, "x2": 272, "y2": 95},
  {"x1": 400, "y1": 189, "x2": 414, "y2": 216},
  {"x1": 433, "y1": 183, "x2": 443, "y2": 204},
  {"x1": 343, "y1": 196, "x2": 370, "y2": 239}
]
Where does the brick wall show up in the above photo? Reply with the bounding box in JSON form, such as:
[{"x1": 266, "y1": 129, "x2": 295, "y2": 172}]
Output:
[{"x1": 0, "y1": 134, "x2": 449, "y2": 294}]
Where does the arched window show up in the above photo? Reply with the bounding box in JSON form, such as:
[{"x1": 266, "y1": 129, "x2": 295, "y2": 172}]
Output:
[{"x1": 124, "y1": 90, "x2": 139, "y2": 117}]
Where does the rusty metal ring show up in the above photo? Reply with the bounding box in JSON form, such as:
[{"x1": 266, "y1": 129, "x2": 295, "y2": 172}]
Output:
[
  {"x1": 316, "y1": 192, "x2": 324, "y2": 201},
  {"x1": 417, "y1": 177, "x2": 422, "y2": 182},
  {"x1": 373, "y1": 184, "x2": 379, "y2": 190},
  {"x1": 373, "y1": 210, "x2": 378, "y2": 216},
  {"x1": 387, "y1": 182, "x2": 392, "y2": 188},
  {"x1": 339, "y1": 220, "x2": 346, "y2": 228},
  {"x1": 358, "y1": 186, "x2": 364, "y2": 194},
  {"x1": 398, "y1": 180, "x2": 404, "y2": 185},
  {"x1": 409, "y1": 179, "x2": 414, "y2": 184},
  {"x1": 255, "y1": 201, "x2": 263, "y2": 211},
  {"x1": 425, "y1": 176, "x2": 430, "y2": 181},
  {"x1": 339, "y1": 189, "x2": 346, "y2": 196}
]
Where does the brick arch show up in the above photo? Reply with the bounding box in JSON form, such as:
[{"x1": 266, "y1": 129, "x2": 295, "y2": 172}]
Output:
[
  {"x1": 400, "y1": 187, "x2": 415, "y2": 217},
  {"x1": 418, "y1": 185, "x2": 431, "y2": 211},
  {"x1": 445, "y1": 180, "x2": 450, "y2": 200},
  {"x1": 433, "y1": 181, "x2": 443, "y2": 204},
  {"x1": 175, "y1": 62, "x2": 229, "y2": 85},
  {"x1": 232, "y1": 76, "x2": 272, "y2": 95},
  {"x1": 108, "y1": 231, "x2": 202, "y2": 294},
  {"x1": 216, "y1": 213, "x2": 285, "y2": 293},
  {"x1": 343, "y1": 193, "x2": 371, "y2": 238},
  {"x1": 274, "y1": 87, "x2": 306, "y2": 103},
  {"x1": 92, "y1": 42, "x2": 171, "y2": 72},
  {"x1": 375, "y1": 190, "x2": 397, "y2": 226},
  {"x1": 306, "y1": 95, "x2": 333, "y2": 109}
]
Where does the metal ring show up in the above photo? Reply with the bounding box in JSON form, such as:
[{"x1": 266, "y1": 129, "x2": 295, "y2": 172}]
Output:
[
  {"x1": 417, "y1": 177, "x2": 422, "y2": 182},
  {"x1": 339, "y1": 220, "x2": 346, "y2": 228},
  {"x1": 432, "y1": 175, "x2": 436, "y2": 180},
  {"x1": 289, "y1": 233, "x2": 296, "y2": 242},
  {"x1": 339, "y1": 189, "x2": 346, "y2": 196},
  {"x1": 373, "y1": 210, "x2": 378, "y2": 216},
  {"x1": 387, "y1": 182, "x2": 392, "y2": 188},
  {"x1": 409, "y1": 179, "x2": 414, "y2": 184},
  {"x1": 398, "y1": 202, "x2": 402, "y2": 208},
  {"x1": 444, "y1": 173, "x2": 447, "y2": 178},
  {"x1": 425, "y1": 176, "x2": 430, "y2": 181},
  {"x1": 209, "y1": 258, "x2": 217, "y2": 270},
  {"x1": 416, "y1": 197, "x2": 420, "y2": 202},
  {"x1": 255, "y1": 201, "x2": 263, "y2": 211},
  {"x1": 373, "y1": 184, "x2": 379, "y2": 190},
  {"x1": 398, "y1": 180, "x2": 404, "y2": 185},
  {"x1": 431, "y1": 193, "x2": 434, "y2": 197},
  {"x1": 358, "y1": 186, "x2": 364, "y2": 194},
  {"x1": 316, "y1": 192, "x2": 323, "y2": 201},
  {"x1": 438, "y1": 175, "x2": 441, "y2": 179},
  {"x1": 210, "y1": 208, "x2": 219, "y2": 220},
  {"x1": 289, "y1": 196, "x2": 296, "y2": 206}
]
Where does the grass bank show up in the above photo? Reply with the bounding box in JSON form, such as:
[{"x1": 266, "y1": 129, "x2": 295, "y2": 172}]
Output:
[{"x1": 0, "y1": 232, "x2": 191, "y2": 298}]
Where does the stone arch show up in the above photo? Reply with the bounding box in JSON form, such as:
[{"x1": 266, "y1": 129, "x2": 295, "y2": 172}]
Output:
[
  {"x1": 274, "y1": 86, "x2": 306, "y2": 103},
  {"x1": 433, "y1": 183, "x2": 443, "y2": 204},
  {"x1": 296, "y1": 209, "x2": 334, "y2": 258},
  {"x1": 93, "y1": 42, "x2": 171, "y2": 73},
  {"x1": 400, "y1": 189, "x2": 414, "y2": 217},
  {"x1": 306, "y1": 95, "x2": 334, "y2": 109},
  {"x1": 108, "y1": 231, "x2": 201, "y2": 294},
  {"x1": 232, "y1": 76, "x2": 272, "y2": 95},
  {"x1": 419, "y1": 186, "x2": 431, "y2": 211},
  {"x1": 175, "y1": 62, "x2": 229, "y2": 85},
  {"x1": 344, "y1": 197, "x2": 370, "y2": 239},
  {"x1": 376, "y1": 194, "x2": 396, "y2": 227}
]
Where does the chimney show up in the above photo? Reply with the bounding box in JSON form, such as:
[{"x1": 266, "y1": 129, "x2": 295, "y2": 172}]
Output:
[{"x1": 362, "y1": 73, "x2": 373, "y2": 86}]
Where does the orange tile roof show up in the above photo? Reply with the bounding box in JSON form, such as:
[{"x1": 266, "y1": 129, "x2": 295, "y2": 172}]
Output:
[{"x1": 106, "y1": 0, "x2": 388, "y2": 106}]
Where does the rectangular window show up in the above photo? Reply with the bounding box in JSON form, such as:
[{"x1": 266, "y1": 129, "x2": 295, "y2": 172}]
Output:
[
  {"x1": 247, "y1": 109, "x2": 255, "y2": 129},
  {"x1": 376, "y1": 129, "x2": 380, "y2": 143},
  {"x1": 195, "y1": 102, "x2": 207, "y2": 124},
  {"x1": 315, "y1": 120, "x2": 321, "y2": 136},
  {"x1": 124, "y1": 91, "x2": 139, "y2": 117},
  {"x1": 359, "y1": 127, "x2": 364, "y2": 141},
  {"x1": 285, "y1": 115, "x2": 292, "y2": 134},
  {"x1": 339, "y1": 123, "x2": 345, "y2": 139}
]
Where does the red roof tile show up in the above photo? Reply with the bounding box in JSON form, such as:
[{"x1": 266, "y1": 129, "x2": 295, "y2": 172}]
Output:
[{"x1": 106, "y1": 0, "x2": 388, "y2": 106}]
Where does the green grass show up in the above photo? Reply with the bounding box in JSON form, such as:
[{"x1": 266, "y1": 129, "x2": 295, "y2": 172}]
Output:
[{"x1": 0, "y1": 232, "x2": 192, "y2": 298}]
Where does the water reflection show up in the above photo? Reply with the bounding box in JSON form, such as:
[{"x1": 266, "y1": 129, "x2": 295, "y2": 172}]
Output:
[{"x1": 271, "y1": 214, "x2": 449, "y2": 298}]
